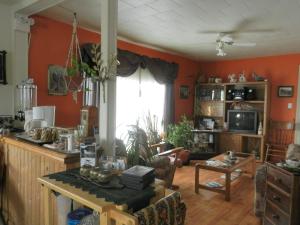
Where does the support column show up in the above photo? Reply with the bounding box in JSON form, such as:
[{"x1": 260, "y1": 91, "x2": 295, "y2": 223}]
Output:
[{"x1": 99, "y1": 0, "x2": 118, "y2": 155}]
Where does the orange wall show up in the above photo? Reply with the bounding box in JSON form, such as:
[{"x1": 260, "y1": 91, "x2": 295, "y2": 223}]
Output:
[
  {"x1": 200, "y1": 55, "x2": 299, "y2": 121},
  {"x1": 29, "y1": 16, "x2": 200, "y2": 127}
]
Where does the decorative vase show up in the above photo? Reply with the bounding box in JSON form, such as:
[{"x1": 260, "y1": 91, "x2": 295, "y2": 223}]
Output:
[{"x1": 257, "y1": 122, "x2": 263, "y2": 135}]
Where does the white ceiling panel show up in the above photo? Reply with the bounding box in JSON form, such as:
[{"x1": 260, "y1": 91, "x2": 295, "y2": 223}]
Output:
[{"x1": 38, "y1": 0, "x2": 300, "y2": 60}]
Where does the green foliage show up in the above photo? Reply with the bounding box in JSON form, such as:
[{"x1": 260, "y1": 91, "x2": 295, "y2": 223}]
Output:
[
  {"x1": 125, "y1": 124, "x2": 154, "y2": 167},
  {"x1": 144, "y1": 112, "x2": 161, "y2": 146},
  {"x1": 66, "y1": 56, "x2": 95, "y2": 77},
  {"x1": 167, "y1": 116, "x2": 194, "y2": 150}
]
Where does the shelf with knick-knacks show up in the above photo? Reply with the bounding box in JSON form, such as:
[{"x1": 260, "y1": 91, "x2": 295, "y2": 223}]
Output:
[{"x1": 194, "y1": 80, "x2": 270, "y2": 161}]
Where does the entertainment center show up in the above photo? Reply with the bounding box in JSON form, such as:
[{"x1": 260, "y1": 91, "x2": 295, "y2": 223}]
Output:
[{"x1": 193, "y1": 81, "x2": 270, "y2": 162}]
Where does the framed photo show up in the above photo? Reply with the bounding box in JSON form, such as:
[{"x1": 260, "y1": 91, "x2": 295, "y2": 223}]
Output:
[
  {"x1": 48, "y1": 65, "x2": 68, "y2": 95},
  {"x1": 0, "y1": 51, "x2": 7, "y2": 85},
  {"x1": 278, "y1": 86, "x2": 294, "y2": 97},
  {"x1": 180, "y1": 85, "x2": 189, "y2": 99}
]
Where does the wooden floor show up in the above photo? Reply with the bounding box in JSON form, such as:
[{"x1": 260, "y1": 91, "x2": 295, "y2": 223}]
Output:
[{"x1": 173, "y1": 164, "x2": 261, "y2": 225}]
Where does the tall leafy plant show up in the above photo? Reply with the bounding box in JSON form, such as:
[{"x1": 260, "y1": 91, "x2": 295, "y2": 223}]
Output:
[
  {"x1": 144, "y1": 112, "x2": 161, "y2": 146},
  {"x1": 167, "y1": 116, "x2": 194, "y2": 150},
  {"x1": 125, "y1": 124, "x2": 154, "y2": 167}
]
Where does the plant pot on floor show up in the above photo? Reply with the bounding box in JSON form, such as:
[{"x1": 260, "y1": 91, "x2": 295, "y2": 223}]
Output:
[{"x1": 178, "y1": 150, "x2": 190, "y2": 165}]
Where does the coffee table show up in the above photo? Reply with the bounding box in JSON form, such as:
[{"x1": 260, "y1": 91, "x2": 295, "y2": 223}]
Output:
[{"x1": 194, "y1": 153, "x2": 256, "y2": 201}]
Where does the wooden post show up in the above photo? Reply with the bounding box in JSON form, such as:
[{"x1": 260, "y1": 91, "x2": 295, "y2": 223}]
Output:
[
  {"x1": 195, "y1": 164, "x2": 199, "y2": 194},
  {"x1": 100, "y1": 211, "x2": 111, "y2": 225},
  {"x1": 43, "y1": 186, "x2": 52, "y2": 225},
  {"x1": 225, "y1": 172, "x2": 231, "y2": 201},
  {"x1": 99, "y1": 0, "x2": 118, "y2": 156},
  {"x1": 252, "y1": 156, "x2": 256, "y2": 179}
]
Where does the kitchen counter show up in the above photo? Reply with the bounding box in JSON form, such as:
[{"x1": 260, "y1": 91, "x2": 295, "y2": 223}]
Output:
[
  {"x1": 0, "y1": 135, "x2": 80, "y2": 225},
  {"x1": 4, "y1": 134, "x2": 80, "y2": 163}
]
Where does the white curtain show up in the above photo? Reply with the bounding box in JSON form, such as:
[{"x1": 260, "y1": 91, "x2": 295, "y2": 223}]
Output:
[{"x1": 116, "y1": 67, "x2": 165, "y2": 139}]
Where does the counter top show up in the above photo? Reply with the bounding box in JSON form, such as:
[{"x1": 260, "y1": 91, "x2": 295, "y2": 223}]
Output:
[{"x1": 1, "y1": 135, "x2": 80, "y2": 164}]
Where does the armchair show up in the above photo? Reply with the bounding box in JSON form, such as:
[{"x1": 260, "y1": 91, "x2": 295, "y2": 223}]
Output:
[{"x1": 108, "y1": 191, "x2": 186, "y2": 225}]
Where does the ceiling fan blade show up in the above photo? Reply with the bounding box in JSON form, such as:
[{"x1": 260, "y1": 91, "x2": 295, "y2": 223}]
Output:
[
  {"x1": 231, "y1": 42, "x2": 256, "y2": 47},
  {"x1": 238, "y1": 28, "x2": 277, "y2": 34}
]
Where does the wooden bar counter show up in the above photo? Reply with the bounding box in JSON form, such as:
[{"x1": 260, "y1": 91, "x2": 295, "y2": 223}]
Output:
[{"x1": 0, "y1": 135, "x2": 80, "y2": 225}]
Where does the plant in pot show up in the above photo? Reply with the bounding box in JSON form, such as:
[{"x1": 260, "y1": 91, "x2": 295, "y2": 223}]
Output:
[{"x1": 167, "y1": 116, "x2": 194, "y2": 165}]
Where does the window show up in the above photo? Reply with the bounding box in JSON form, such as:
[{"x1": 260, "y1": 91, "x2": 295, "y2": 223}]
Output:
[{"x1": 116, "y1": 67, "x2": 165, "y2": 139}]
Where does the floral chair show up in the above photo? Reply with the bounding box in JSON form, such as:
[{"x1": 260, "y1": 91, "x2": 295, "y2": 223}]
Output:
[{"x1": 107, "y1": 191, "x2": 186, "y2": 225}]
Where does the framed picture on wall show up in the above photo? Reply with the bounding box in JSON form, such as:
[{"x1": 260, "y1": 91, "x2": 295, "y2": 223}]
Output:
[
  {"x1": 180, "y1": 85, "x2": 189, "y2": 99},
  {"x1": 48, "y1": 65, "x2": 68, "y2": 95},
  {"x1": 278, "y1": 86, "x2": 294, "y2": 97},
  {"x1": 0, "y1": 51, "x2": 7, "y2": 85}
]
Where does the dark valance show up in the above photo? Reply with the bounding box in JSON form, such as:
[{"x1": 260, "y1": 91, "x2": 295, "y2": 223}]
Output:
[
  {"x1": 117, "y1": 49, "x2": 142, "y2": 77},
  {"x1": 81, "y1": 43, "x2": 179, "y2": 84},
  {"x1": 81, "y1": 43, "x2": 178, "y2": 129}
]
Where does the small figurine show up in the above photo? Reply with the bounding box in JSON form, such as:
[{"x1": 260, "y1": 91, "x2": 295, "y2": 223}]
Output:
[
  {"x1": 228, "y1": 74, "x2": 237, "y2": 83},
  {"x1": 197, "y1": 74, "x2": 206, "y2": 83},
  {"x1": 239, "y1": 71, "x2": 247, "y2": 82},
  {"x1": 252, "y1": 72, "x2": 267, "y2": 81}
]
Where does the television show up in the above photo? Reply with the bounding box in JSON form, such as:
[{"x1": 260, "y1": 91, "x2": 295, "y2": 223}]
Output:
[{"x1": 227, "y1": 110, "x2": 258, "y2": 133}]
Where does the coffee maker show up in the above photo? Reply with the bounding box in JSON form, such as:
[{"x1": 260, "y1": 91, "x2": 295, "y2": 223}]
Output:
[{"x1": 15, "y1": 79, "x2": 37, "y2": 122}]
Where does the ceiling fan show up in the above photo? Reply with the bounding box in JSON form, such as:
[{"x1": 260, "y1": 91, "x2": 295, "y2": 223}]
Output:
[
  {"x1": 215, "y1": 33, "x2": 256, "y2": 56},
  {"x1": 198, "y1": 18, "x2": 277, "y2": 56}
]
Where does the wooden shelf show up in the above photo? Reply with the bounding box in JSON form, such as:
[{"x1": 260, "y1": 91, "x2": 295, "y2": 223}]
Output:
[
  {"x1": 198, "y1": 81, "x2": 268, "y2": 86},
  {"x1": 194, "y1": 80, "x2": 270, "y2": 162},
  {"x1": 199, "y1": 100, "x2": 224, "y2": 103},
  {"x1": 221, "y1": 132, "x2": 264, "y2": 138},
  {"x1": 225, "y1": 100, "x2": 265, "y2": 104}
]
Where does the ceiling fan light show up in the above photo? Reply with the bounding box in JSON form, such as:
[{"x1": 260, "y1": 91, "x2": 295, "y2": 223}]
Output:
[{"x1": 217, "y1": 49, "x2": 226, "y2": 57}]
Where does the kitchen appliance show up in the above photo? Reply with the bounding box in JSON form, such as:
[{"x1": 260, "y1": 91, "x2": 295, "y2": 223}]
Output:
[
  {"x1": 227, "y1": 110, "x2": 258, "y2": 133},
  {"x1": 15, "y1": 79, "x2": 37, "y2": 121},
  {"x1": 80, "y1": 106, "x2": 98, "y2": 137},
  {"x1": 24, "y1": 106, "x2": 55, "y2": 131}
]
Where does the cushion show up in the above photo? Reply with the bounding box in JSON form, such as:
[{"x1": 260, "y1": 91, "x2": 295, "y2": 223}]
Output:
[
  {"x1": 286, "y1": 144, "x2": 300, "y2": 160},
  {"x1": 134, "y1": 192, "x2": 186, "y2": 225}
]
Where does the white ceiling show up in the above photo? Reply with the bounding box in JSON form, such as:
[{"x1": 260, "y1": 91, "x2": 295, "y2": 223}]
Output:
[
  {"x1": 38, "y1": 0, "x2": 300, "y2": 61},
  {"x1": 0, "y1": 0, "x2": 23, "y2": 5}
]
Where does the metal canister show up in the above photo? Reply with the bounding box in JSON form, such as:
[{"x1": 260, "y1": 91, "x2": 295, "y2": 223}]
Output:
[{"x1": 82, "y1": 78, "x2": 100, "y2": 107}]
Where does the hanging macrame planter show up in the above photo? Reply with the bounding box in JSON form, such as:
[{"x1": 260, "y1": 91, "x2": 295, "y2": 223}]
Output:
[
  {"x1": 63, "y1": 13, "x2": 84, "y2": 103},
  {"x1": 63, "y1": 13, "x2": 119, "y2": 103}
]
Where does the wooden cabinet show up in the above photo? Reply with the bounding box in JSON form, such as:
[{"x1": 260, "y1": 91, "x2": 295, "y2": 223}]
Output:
[
  {"x1": 0, "y1": 136, "x2": 80, "y2": 225},
  {"x1": 194, "y1": 81, "x2": 270, "y2": 161},
  {"x1": 264, "y1": 163, "x2": 300, "y2": 225}
]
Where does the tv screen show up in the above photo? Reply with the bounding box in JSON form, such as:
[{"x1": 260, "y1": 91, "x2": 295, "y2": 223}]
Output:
[{"x1": 227, "y1": 110, "x2": 258, "y2": 133}]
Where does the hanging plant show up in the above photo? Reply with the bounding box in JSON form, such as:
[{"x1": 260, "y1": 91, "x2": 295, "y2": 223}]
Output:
[
  {"x1": 63, "y1": 13, "x2": 119, "y2": 103},
  {"x1": 89, "y1": 44, "x2": 119, "y2": 102}
]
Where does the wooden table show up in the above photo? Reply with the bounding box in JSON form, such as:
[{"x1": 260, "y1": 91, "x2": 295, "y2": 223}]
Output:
[
  {"x1": 194, "y1": 153, "x2": 256, "y2": 201},
  {"x1": 38, "y1": 176, "x2": 165, "y2": 225}
]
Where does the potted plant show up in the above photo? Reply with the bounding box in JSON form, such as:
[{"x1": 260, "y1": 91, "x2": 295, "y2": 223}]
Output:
[{"x1": 167, "y1": 116, "x2": 194, "y2": 165}]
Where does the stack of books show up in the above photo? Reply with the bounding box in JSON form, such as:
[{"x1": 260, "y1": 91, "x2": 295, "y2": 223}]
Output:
[{"x1": 121, "y1": 165, "x2": 155, "y2": 190}]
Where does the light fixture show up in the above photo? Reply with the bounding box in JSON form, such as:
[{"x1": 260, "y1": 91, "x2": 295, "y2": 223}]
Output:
[
  {"x1": 216, "y1": 41, "x2": 226, "y2": 57},
  {"x1": 217, "y1": 48, "x2": 226, "y2": 56}
]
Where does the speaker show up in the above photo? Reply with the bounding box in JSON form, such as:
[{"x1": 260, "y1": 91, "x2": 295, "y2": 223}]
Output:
[{"x1": 0, "y1": 51, "x2": 7, "y2": 85}]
